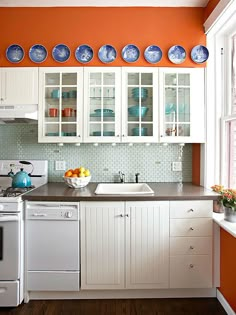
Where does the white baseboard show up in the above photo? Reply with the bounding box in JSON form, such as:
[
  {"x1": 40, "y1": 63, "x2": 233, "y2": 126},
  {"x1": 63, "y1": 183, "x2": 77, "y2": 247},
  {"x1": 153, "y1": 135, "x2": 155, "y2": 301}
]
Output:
[
  {"x1": 27, "y1": 288, "x2": 216, "y2": 301},
  {"x1": 217, "y1": 289, "x2": 236, "y2": 315}
]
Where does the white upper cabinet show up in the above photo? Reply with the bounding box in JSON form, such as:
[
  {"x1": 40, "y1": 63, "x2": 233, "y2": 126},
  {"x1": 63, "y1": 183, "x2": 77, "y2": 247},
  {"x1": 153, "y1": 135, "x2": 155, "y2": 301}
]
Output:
[
  {"x1": 159, "y1": 68, "x2": 205, "y2": 143},
  {"x1": 38, "y1": 67, "x2": 83, "y2": 143},
  {"x1": 83, "y1": 67, "x2": 121, "y2": 143},
  {"x1": 38, "y1": 67, "x2": 205, "y2": 144},
  {"x1": 0, "y1": 68, "x2": 38, "y2": 105},
  {"x1": 121, "y1": 68, "x2": 159, "y2": 143}
]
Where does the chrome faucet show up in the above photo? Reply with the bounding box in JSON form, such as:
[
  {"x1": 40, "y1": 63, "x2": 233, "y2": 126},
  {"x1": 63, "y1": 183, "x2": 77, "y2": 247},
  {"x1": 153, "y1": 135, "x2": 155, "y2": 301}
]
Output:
[
  {"x1": 119, "y1": 171, "x2": 125, "y2": 183},
  {"x1": 135, "y1": 173, "x2": 140, "y2": 183}
]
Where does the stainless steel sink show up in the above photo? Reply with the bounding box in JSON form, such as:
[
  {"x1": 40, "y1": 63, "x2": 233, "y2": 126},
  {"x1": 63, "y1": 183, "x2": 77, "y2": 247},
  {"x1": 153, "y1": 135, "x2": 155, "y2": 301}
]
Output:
[{"x1": 94, "y1": 183, "x2": 154, "y2": 195}]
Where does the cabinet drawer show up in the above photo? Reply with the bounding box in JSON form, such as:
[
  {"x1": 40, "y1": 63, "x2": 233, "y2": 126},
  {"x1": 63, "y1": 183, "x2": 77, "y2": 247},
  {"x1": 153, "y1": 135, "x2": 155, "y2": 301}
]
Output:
[
  {"x1": 0, "y1": 281, "x2": 19, "y2": 307},
  {"x1": 170, "y1": 201, "x2": 213, "y2": 218},
  {"x1": 170, "y1": 237, "x2": 212, "y2": 255},
  {"x1": 170, "y1": 218, "x2": 212, "y2": 237},
  {"x1": 170, "y1": 255, "x2": 212, "y2": 288}
]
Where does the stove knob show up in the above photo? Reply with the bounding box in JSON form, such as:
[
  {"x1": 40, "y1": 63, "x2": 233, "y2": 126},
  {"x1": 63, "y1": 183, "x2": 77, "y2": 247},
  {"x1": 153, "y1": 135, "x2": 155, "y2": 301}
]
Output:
[
  {"x1": 65, "y1": 211, "x2": 73, "y2": 218},
  {"x1": 0, "y1": 205, "x2": 4, "y2": 210}
]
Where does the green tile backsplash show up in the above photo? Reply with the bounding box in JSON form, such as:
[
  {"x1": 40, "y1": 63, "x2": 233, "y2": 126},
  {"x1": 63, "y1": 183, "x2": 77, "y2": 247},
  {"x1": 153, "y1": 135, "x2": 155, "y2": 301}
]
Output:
[{"x1": 0, "y1": 124, "x2": 192, "y2": 183}]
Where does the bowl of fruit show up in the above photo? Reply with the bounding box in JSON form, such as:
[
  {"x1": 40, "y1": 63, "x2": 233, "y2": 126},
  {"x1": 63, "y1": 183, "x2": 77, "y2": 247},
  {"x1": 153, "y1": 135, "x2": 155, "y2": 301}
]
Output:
[{"x1": 63, "y1": 167, "x2": 91, "y2": 188}]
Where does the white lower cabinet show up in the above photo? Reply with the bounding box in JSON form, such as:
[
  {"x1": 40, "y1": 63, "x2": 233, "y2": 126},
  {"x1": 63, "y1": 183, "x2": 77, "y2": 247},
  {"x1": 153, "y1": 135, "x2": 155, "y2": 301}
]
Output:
[
  {"x1": 169, "y1": 200, "x2": 213, "y2": 289},
  {"x1": 80, "y1": 201, "x2": 169, "y2": 290}
]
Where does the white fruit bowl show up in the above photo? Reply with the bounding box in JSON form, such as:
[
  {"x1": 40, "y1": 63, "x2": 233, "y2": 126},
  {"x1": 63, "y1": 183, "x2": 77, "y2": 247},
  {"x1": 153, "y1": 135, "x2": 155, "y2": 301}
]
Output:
[{"x1": 63, "y1": 175, "x2": 91, "y2": 188}]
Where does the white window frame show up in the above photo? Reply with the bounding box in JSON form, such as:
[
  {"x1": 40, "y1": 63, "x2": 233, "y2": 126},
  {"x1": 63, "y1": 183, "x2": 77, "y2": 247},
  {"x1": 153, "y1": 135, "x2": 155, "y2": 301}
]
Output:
[{"x1": 203, "y1": 0, "x2": 236, "y2": 188}]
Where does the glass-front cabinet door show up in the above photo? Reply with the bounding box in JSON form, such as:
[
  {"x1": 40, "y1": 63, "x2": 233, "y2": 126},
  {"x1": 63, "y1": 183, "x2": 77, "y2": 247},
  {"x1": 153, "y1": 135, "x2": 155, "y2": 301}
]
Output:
[
  {"x1": 122, "y1": 68, "x2": 158, "y2": 143},
  {"x1": 38, "y1": 68, "x2": 83, "y2": 143},
  {"x1": 83, "y1": 68, "x2": 121, "y2": 143},
  {"x1": 159, "y1": 68, "x2": 205, "y2": 143}
]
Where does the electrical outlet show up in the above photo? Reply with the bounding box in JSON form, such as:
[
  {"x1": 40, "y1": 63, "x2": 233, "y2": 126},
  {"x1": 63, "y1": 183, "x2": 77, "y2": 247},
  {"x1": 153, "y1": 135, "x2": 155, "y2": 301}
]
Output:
[
  {"x1": 172, "y1": 161, "x2": 182, "y2": 172},
  {"x1": 55, "y1": 161, "x2": 66, "y2": 171}
]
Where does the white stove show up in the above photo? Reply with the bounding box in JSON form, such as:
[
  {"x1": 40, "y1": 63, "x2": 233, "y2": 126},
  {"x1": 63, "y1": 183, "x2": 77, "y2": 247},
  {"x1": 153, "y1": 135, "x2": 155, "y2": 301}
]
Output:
[
  {"x1": 0, "y1": 160, "x2": 48, "y2": 204},
  {"x1": 0, "y1": 160, "x2": 48, "y2": 306}
]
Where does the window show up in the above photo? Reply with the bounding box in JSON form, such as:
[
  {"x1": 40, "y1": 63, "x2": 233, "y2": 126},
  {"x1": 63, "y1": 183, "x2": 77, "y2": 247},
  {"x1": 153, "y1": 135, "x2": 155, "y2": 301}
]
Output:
[{"x1": 223, "y1": 34, "x2": 236, "y2": 187}]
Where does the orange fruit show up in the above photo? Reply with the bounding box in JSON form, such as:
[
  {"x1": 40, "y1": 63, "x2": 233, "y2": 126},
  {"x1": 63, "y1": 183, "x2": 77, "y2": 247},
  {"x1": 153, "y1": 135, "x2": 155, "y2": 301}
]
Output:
[
  {"x1": 65, "y1": 170, "x2": 73, "y2": 177},
  {"x1": 71, "y1": 173, "x2": 78, "y2": 177},
  {"x1": 73, "y1": 168, "x2": 80, "y2": 174}
]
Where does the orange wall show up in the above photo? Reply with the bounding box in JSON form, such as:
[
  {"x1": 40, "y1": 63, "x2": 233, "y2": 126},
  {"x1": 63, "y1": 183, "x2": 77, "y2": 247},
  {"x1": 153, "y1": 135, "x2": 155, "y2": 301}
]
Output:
[
  {"x1": 0, "y1": 7, "x2": 206, "y2": 67},
  {"x1": 219, "y1": 228, "x2": 236, "y2": 311},
  {"x1": 192, "y1": 144, "x2": 201, "y2": 185},
  {"x1": 204, "y1": 0, "x2": 221, "y2": 21}
]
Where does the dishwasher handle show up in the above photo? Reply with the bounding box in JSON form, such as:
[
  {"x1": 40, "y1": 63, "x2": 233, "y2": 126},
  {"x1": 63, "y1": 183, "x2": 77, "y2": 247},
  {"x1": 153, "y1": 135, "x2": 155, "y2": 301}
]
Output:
[{"x1": 31, "y1": 213, "x2": 48, "y2": 217}]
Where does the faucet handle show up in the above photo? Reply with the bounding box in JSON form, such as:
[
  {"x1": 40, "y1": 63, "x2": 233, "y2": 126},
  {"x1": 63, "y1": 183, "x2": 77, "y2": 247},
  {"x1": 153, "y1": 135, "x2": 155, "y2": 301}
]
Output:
[
  {"x1": 135, "y1": 173, "x2": 140, "y2": 183},
  {"x1": 119, "y1": 171, "x2": 125, "y2": 183}
]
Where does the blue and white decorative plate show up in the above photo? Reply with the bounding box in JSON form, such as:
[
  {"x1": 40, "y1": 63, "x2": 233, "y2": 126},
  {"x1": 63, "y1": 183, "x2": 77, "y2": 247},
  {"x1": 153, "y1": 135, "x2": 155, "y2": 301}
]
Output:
[
  {"x1": 52, "y1": 44, "x2": 70, "y2": 63},
  {"x1": 6, "y1": 44, "x2": 24, "y2": 63},
  {"x1": 98, "y1": 45, "x2": 117, "y2": 63},
  {"x1": 75, "y1": 44, "x2": 93, "y2": 63},
  {"x1": 29, "y1": 44, "x2": 47, "y2": 63},
  {"x1": 191, "y1": 45, "x2": 209, "y2": 64},
  {"x1": 144, "y1": 45, "x2": 162, "y2": 64},
  {"x1": 122, "y1": 44, "x2": 140, "y2": 63},
  {"x1": 168, "y1": 45, "x2": 186, "y2": 64}
]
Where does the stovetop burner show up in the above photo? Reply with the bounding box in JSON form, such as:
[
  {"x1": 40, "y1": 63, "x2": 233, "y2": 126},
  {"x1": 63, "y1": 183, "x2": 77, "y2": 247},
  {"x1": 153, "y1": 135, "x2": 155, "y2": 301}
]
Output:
[{"x1": 1, "y1": 186, "x2": 35, "y2": 197}]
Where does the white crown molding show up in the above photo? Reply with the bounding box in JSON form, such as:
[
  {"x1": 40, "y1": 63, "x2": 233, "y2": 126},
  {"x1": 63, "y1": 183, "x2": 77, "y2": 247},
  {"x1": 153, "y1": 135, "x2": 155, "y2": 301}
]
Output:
[{"x1": 0, "y1": 0, "x2": 210, "y2": 7}]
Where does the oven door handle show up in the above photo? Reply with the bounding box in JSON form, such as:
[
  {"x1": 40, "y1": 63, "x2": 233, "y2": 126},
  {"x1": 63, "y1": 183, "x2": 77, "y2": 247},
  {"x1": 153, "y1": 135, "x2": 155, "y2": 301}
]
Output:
[{"x1": 0, "y1": 214, "x2": 19, "y2": 222}]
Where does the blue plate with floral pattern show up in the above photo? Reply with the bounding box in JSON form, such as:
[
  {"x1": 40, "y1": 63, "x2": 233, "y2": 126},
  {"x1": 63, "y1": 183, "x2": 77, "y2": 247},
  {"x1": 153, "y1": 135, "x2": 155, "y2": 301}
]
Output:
[
  {"x1": 191, "y1": 45, "x2": 209, "y2": 64},
  {"x1": 144, "y1": 45, "x2": 162, "y2": 64},
  {"x1": 168, "y1": 45, "x2": 186, "y2": 64},
  {"x1": 6, "y1": 44, "x2": 24, "y2": 63},
  {"x1": 52, "y1": 44, "x2": 71, "y2": 63},
  {"x1": 98, "y1": 45, "x2": 117, "y2": 63},
  {"x1": 29, "y1": 44, "x2": 48, "y2": 63},
  {"x1": 122, "y1": 44, "x2": 140, "y2": 63},
  {"x1": 75, "y1": 44, "x2": 93, "y2": 63}
]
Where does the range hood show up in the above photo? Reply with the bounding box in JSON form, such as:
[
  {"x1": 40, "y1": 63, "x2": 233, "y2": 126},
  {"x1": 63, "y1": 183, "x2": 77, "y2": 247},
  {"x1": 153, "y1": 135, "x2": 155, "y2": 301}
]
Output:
[{"x1": 0, "y1": 105, "x2": 38, "y2": 124}]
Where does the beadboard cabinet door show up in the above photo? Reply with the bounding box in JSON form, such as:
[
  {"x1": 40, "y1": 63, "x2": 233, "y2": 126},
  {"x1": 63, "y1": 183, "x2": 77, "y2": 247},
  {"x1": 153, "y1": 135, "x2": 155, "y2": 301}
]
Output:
[
  {"x1": 80, "y1": 201, "x2": 125, "y2": 290},
  {"x1": 125, "y1": 201, "x2": 169, "y2": 289},
  {"x1": 80, "y1": 201, "x2": 169, "y2": 290},
  {"x1": 0, "y1": 68, "x2": 38, "y2": 105}
]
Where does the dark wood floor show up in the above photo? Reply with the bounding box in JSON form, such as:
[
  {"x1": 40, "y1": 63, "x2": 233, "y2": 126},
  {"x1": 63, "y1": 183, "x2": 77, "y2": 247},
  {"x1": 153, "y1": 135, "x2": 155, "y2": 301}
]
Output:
[{"x1": 0, "y1": 298, "x2": 227, "y2": 315}]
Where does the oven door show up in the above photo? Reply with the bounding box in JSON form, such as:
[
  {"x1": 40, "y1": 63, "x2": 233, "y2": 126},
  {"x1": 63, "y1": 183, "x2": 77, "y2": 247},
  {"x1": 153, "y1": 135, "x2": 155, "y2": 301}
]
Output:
[{"x1": 0, "y1": 213, "x2": 20, "y2": 280}]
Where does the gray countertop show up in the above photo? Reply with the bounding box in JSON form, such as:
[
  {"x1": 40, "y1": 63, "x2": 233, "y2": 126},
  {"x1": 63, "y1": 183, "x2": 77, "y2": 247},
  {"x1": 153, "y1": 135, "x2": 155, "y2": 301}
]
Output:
[{"x1": 22, "y1": 182, "x2": 219, "y2": 202}]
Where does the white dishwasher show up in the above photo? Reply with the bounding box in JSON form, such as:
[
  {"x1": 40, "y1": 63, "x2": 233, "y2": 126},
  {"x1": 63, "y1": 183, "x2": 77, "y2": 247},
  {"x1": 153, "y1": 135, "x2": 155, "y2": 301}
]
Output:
[{"x1": 25, "y1": 202, "x2": 80, "y2": 292}]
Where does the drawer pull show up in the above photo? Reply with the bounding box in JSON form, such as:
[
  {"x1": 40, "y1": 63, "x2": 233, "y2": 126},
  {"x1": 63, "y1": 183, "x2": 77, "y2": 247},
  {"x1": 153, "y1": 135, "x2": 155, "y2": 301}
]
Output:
[
  {"x1": 190, "y1": 227, "x2": 194, "y2": 231},
  {"x1": 189, "y1": 246, "x2": 194, "y2": 250},
  {"x1": 189, "y1": 264, "x2": 194, "y2": 268},
  {"x1": 188, "y1": 209, "x2": 194, "y2": 212}
]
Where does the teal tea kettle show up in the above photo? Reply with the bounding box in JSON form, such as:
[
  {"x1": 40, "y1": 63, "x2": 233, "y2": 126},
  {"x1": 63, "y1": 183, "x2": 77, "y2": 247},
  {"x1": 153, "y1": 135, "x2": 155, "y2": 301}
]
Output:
[{"x1": 8, "y1": 161, "x2": 33, "y2": 188}]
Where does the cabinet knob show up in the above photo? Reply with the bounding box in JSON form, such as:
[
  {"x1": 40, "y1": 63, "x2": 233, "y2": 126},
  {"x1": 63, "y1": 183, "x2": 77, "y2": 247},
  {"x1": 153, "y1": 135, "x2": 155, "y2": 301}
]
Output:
[
  {"x1": 189, "y1": 264, "x2": 194, "y2": 268},
  {"x1": 116, "y1": 135, "x2": 120, "y2": 137},
  {"x1": 120, "y1": 214, "x2": 124, "y2": 217},
  {"x1": 190, "y1": 227, "x2": 194, "y2": 231},
  {"x1": 125, "y1": 214, "x2": 129, "y2": 217},
  {"x1": 189, "y1": 245, "x2": 194, "y2": 250},
  {"x1": 188, "y1": 208, "x2": 194, "y2": 212},
  {"x1": 78, "y1": 135, "x2": 81, "y2": 137},
  {"x1": 122, "y1": 134, "x2": 125, "y2": 137}
]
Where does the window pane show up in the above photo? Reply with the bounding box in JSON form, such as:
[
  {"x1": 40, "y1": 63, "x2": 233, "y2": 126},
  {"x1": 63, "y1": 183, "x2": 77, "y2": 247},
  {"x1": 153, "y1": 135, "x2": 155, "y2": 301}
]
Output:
[
  {"x1": 232, "y1": 34, "x2": 236, "y2": 114},
  {"x1": 226, "y1": 120, "x2": 236, "y2": 187}
]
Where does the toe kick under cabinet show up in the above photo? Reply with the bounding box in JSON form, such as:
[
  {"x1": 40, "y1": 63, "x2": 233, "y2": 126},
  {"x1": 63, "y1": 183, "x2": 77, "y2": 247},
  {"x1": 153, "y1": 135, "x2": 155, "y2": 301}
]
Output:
[{"x1": 169, "y1": 200, "x2": 213, "y2": 288}]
